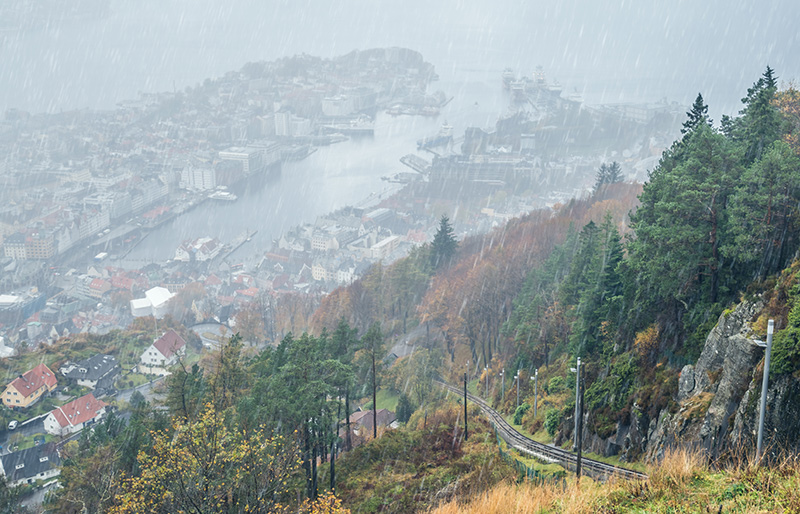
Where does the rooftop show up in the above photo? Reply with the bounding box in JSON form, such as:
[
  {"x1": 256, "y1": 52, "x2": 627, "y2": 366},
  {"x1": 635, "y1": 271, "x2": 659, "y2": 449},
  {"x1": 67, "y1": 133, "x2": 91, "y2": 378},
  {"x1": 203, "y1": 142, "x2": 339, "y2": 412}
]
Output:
[
  {"x1": 49, "y1": 392, "x2": 108, "y2": 429},
  {"x1": 7, "y1": 363, "x2": 57, "y2": 398}
]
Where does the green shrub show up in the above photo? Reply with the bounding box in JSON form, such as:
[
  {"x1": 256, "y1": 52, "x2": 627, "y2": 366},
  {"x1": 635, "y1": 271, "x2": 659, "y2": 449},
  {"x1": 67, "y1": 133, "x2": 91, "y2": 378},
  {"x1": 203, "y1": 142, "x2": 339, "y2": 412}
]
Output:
[
  {"x1": 548, "y1": 376, "x2": 565, "y2": 394},
  {"x1": 544, "y1": 408, "x2": 562, "y2": 437},
  {"x1": 771, "y1": 285, "x2": 800, "y2": 375},
  {"x1": 396, "y1": 393, "x2": 414, "y2": 423},
  {"x1": 513, "y1": 403, "x2": 530, "y2": 425}
]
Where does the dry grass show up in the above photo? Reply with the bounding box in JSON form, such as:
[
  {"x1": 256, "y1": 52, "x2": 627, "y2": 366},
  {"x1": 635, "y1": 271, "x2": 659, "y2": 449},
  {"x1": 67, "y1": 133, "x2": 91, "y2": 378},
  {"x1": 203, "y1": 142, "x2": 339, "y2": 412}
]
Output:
[
  {"x1": 429, "y1": 447, "x2": 710, "y2": 513},
  {"x1": 648, "y1": 447, "x2": 707, "y2": 489},
  {"x1": 429, "y1": 445, "x2": 800, "y2": 513},
  {"x1": 428, "y1": 480, "x2": 612, "y2": 514}
]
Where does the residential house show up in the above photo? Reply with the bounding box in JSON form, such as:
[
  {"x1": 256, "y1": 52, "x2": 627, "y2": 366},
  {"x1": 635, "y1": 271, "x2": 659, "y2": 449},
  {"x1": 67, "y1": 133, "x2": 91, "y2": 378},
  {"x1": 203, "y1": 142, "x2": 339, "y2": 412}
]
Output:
[
  {"x1": 43, "y1": 393, "x2": 109, "y2": 437},
  {"x1": 174, "y1": 237, "x2": 221, "y2": 262},
  {"x1": 338, "y1": 409, "x2": 397, "y2": 449},
  {"x1": 139, "y1": 329, "x2": 187, "y2": 375},
  {"x1": 59, "y1": 354, "x2": 120, "y2": 392},
  {"x1": 343, "y1": 409, "x2": 397, "y2": 436},
  {"x1": 0, "y1": 443, "x2": 61, "y2": 487},
  {"x1": 2, "y1": 364, "x2": 57, "y2": 409}
]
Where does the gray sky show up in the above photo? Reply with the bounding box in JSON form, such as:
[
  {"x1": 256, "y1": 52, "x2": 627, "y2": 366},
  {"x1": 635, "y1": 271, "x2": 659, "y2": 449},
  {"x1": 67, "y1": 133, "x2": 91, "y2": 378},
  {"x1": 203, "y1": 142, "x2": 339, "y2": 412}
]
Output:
[{"x1": 1, "y1": 0, "x2": 798, "y2": 119}]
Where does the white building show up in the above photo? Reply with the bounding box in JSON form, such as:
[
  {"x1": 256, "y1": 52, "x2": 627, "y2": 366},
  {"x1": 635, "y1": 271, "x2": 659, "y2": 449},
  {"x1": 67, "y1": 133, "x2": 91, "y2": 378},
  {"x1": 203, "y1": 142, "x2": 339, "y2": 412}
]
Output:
[
  {"x1": 174, "y1": 237, "x2": 221, "y2": 262},
  {"x1": 290, "y1": 116, "x2": 312, "y2": 137},
  {"x1": 139, "y1": 329, "x2": 187, "y2": 375},
  {"x1": 371, "y1": 235, "x2": 401, "y2": 260},
  {"x1": 130, "y1": 297, "x2": 152, "y2": 317},
  {"x1": 219, "y1": 147, "x2": 264, "y2": 175},
  {"x1": 146, "y1": 287, "x2": 174, "y2": 318},
  {"x1": 322, "y1": 95, "x2": 354, "y2": 117},
  {"x1": 76, "y1": 209, "x2": 111, "y2": 241},
  {"x1": 44, "y1": 393, "x2": 108, "y2": 437},
  {"x1": 180, "y1": 166, "x2": 216, "y2": 190},
  {"x1": 274, "y1": 111, "x2": 291, "y2": 136},
  {"x1": 129, "y1": 286, "x2": 175, "y2": 319}
]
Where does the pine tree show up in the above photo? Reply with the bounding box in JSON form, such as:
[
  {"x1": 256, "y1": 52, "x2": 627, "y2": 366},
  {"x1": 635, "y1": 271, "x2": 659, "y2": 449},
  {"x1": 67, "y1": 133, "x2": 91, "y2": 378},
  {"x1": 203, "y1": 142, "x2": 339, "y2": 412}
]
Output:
[
  {"x1": 593, "y1": 162, "x2": 623, "y2": 193},
  {"x1": 431, "y1": 214, "x2": 458, "y2": 268},
  {"x1": 763, "y1": 65, "x2": 778, "y2": 89},
  {"x1": 724, "y1": 141, "x2": 800, "y2": 278},
  {"x1": 681, "y1": 93, "x2": 711, "y2": 134},
  {"x1": 628, "y1": 123, "x2": 742, "y2": 322},
  {"x1": 396, "y1": 393, "x2": 414, "y2": 423},
  {"x1": 737, "y1": 67, "x2": 781, "y2": 163}
]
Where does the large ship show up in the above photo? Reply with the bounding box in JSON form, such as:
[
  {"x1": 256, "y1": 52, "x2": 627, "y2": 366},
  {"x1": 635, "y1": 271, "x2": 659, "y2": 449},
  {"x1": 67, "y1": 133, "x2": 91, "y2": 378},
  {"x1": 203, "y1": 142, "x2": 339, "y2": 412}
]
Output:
[
  {"x1": 208, "y1": 190, "x2": 238, "y2": 201},
  {"x1": 503, "y1": 66, "x2": 566, "y2": 104},
  {"x1": 417, "y1": 122, "x2": 454, "y2": 149}
]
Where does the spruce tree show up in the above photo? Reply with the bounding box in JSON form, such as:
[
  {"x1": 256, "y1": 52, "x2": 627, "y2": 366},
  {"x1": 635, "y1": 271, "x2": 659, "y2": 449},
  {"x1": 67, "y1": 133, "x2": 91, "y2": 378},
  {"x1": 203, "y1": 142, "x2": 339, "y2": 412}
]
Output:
[
  {"x1": 724, "y1": 141, "x2": 800, "y2": 278},
  {"x1": 682, "y1": 93, "x2": 711, "y2": 134},
  {"x1": 431, "y1": 214, "x2": 458, "y2": 268},
  {"x1": 593, "y1": 162, "x2": 623, "y2": 193},
  {"x1": 628, "y1": 123, "x2": 742, "y2": 328},
  {"x1": 738, "y1": 66, "x2": 781, "y2": 163}
]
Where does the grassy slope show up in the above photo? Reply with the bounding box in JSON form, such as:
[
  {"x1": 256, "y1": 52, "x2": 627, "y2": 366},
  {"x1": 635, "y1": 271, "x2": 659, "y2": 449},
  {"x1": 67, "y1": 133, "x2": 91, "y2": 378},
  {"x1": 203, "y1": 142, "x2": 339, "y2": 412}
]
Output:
[
  {"x1": 431, "y1": 449, "x2": 800, "y2": 513},
  {"x1": 321, "y1": 403, "x2": 517, "y2": 513}
]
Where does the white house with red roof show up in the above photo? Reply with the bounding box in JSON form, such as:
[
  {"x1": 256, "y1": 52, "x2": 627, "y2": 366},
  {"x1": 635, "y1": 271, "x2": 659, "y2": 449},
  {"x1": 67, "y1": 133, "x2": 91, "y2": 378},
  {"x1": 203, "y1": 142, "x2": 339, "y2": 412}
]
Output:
[
  {"x1": 174, "y1": 237, "x2": 221, "y2": 262},
  {"x1": 139, "y1": 329, "x2": 187, "y2": 375},
  {"x1": 2, "y1": 364, "x2": 58, "y2": 409},
  {"x1": 44, "y1": 393, "x2": 108, "y2": 437}
]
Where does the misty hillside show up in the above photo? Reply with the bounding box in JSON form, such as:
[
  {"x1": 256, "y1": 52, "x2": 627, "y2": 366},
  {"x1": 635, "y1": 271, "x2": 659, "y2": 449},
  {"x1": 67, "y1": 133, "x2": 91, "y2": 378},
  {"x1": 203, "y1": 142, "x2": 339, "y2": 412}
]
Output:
[{"x1": 1, "y1": 2, "x2": 800, "y2": 513}]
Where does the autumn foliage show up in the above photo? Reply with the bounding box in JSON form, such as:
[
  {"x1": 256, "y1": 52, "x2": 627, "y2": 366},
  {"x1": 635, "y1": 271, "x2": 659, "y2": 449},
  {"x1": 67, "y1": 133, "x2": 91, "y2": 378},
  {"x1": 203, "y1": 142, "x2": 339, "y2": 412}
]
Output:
[{"x1": 110, "y1": 404, "x2": 300, "y2": 514}]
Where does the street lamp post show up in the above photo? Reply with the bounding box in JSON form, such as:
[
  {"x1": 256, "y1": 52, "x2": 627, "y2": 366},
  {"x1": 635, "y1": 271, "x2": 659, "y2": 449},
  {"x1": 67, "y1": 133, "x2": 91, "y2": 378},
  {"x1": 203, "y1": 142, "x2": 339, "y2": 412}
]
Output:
[
  {"x1": 571, "y1": 357, "x2": 581, "y2": 451},
  {"x1": 532, "y1": 368, "x2": 538, "y2": 418},
  {"x1": 500, "y1": 368, "x2": 505, "y2": 401},
  {"x1": 464, "y1": 370, "x2": 468, "y2": 442},
  {"x1": 515, "y1": 370, "x2": 521, "y2": 410},
  {"x1": 756, "y1": 319, "x2": 774, "y2": 462},
  {"x1": 485, "y1": 366, "x2": 489, "y2": 397}
]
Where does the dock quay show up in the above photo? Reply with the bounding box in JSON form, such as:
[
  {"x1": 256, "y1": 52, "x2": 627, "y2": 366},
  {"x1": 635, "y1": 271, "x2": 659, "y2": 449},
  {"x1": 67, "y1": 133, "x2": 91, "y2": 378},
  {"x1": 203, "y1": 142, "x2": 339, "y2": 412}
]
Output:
[
  {"x1": 400, "y1": 154, "x2": 431, "y2": 174},
  {"x1": 220, "y1": 230, "x2": 259, "y2": 263}
]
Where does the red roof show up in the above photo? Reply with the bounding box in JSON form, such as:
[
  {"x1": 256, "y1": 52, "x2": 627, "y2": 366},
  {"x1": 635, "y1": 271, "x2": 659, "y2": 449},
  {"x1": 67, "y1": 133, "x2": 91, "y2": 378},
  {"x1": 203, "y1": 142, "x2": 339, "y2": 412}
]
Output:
[
  {"x1": 111, "y1": 275, "x2": 135, "y2": 290},
  {"x1": 236, "y1": 287, "x2": 259, "y2": 297},
  {"x1": 153, "y1": 329, "x2": 186, "y2": 359},
  {"x1": 204, "y1": 274, "x2": 222, "y2": 286},
  {"x1": 217, "y1": 295, "x2": 234, "y2": 306},
  {"x1": 8, "y1": 364, "x2": 57, "y2": 398},
  {"x1": 49, "y1": 393, "x2": 108, "y2": 429},
  {"x1": 90, "y1": 278, "x2": 109, "y2": 291}
]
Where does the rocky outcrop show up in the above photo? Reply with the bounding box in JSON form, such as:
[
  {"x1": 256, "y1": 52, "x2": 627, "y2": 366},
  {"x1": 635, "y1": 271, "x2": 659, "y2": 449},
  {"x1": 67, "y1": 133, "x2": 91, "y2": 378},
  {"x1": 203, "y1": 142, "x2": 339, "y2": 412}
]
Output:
[
  {"x1": 574, "y1": 297, "x2": 800, "y2": 462},
  {"x1": 634, "y1": 300, "x2": 764, "y2": 461},
  {"x1": 646, "y1": 298, "x2": 800, "y2": 461},
  {"x1": 732, "y1": 370, "x2": 800, "y2": 456}
]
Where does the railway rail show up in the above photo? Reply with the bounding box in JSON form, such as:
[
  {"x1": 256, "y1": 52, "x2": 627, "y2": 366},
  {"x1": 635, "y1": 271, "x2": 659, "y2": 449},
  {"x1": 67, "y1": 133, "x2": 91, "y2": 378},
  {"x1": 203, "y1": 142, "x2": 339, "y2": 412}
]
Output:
[{"x1": 436, "y1": 380, "x2": 649, "y2": 482}]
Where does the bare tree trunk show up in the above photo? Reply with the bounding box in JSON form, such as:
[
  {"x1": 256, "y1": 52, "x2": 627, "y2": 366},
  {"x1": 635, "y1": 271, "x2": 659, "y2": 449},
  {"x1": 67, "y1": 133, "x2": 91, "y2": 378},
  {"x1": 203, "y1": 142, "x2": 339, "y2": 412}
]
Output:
[{"x1": 345, "y1": 390, "x2": 352, "y2": 451}]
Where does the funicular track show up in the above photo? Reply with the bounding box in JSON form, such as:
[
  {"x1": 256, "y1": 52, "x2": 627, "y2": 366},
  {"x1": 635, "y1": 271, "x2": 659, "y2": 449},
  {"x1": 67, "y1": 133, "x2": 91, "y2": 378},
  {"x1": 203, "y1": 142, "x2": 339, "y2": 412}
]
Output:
[{"x1": 436, "y1": 380, "x2": 649, "y2": 482}]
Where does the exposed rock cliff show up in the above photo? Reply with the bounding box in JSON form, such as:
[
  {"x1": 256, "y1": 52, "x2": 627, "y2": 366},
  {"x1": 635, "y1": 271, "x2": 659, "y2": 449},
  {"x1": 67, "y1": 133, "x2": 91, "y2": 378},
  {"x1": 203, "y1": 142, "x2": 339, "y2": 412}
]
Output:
[
  {"x1": 573, "y1": 296, "x2": 800, "y2": 463},
  {"x1": 645, "y1": 300, "x2": 764, "y2": 460}
]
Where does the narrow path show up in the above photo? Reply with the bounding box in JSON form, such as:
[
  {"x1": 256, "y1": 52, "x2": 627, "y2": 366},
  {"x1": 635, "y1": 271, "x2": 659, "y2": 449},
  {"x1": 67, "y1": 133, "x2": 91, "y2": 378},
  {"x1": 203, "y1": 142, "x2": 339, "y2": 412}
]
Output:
[{"x1": 436, "y1": 380, "x2": 649, "y2": 482}]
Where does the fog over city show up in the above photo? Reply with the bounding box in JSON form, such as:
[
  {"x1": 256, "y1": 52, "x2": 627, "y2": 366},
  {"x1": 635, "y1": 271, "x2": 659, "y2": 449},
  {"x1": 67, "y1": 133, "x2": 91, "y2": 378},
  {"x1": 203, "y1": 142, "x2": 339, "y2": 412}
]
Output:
[
  {"x1": 3, "y1": 1, "x2": 800, "y2": 511},
  {"x1": 2, "y1": 0, "x2": 798, "y2": 117}
]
